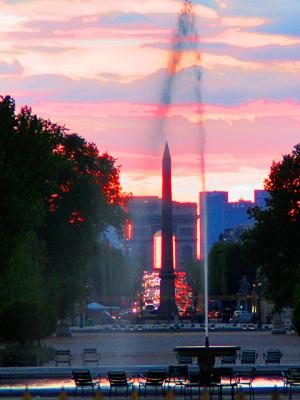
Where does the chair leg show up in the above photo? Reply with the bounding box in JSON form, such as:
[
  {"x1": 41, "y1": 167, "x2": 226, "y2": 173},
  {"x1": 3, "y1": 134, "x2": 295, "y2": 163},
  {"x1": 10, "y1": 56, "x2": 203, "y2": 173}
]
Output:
[{"x1": 250, "y1": 384, "x2": 255, "y2": 400}]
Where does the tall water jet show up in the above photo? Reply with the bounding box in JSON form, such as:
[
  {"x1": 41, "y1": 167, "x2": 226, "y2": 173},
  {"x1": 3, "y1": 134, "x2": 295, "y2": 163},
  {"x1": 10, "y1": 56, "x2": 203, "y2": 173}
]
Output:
[{"x1": 157, "y1": 0, "x2": 208, "y2": 343}]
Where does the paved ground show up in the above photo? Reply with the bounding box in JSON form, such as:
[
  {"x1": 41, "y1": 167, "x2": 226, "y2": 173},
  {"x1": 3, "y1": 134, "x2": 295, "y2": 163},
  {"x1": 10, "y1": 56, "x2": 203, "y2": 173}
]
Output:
[{"x1": 45, "y1": 331, "x2": 300, "y2": 367}]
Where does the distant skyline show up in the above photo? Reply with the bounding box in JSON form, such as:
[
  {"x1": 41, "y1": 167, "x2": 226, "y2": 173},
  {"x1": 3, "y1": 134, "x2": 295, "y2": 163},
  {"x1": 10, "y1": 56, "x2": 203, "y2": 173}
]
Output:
[{"x1": 1, "y1": 0, "x2": 299, "y2": 202}]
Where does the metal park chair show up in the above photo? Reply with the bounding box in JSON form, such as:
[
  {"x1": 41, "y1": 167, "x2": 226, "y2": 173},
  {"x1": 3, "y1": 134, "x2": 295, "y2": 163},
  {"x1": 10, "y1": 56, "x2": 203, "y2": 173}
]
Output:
[
  {"x1": 139, "y1": 370, "x2": 166, "y2": 396},
  {"x1": 282, "y1": 368, "x2": 300, "y2": 399},
  {"x1": 234, "y1": 367, "x2": 256, "y2": 400},
  {"x1": 221, "y1": 354, "x2": 238, "y2": 365},
  {"x1": 72, "y1": 370, "x2": 100, "y2": 395},
  {"x1": 107, "y1": 371, "x2": 133, "y2": 396},
  {"x1": 263, "y1": 348, "x2": 283, "y2": 364},
  {"x1": 183, "y1": 371, "x2": 220, "y2": 400},
  {"x1": 240, "y1": 350, "x2": 258, "y2": 364},
  {"x1": 82, "y1": 348, "x2": 101, "y2": 366},
  {"x1": 55, "y1": 349, "x2": 72, "y2": 366},
  {"x1": 211, "y1": 367, "x2": 237, "y2": 400},
  {"x1": 165, "y1": 365, "x2": 189, "y2": 393},
  {"x1": 183, "y1": 372, "x2": 203, "y2": 400}
]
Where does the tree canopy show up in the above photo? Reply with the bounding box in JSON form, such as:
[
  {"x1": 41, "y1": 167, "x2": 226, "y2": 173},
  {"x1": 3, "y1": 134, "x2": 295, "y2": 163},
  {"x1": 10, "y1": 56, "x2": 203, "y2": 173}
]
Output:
[
  {"x1": 243, "y1": 144, "x2": 300, "y2": 312},
  {"x1": 0, "y1": 96, "x2": 128, "y2": 342},
  {"x1": 209, "y1": 241, "x2": 254, "y2": 296}
]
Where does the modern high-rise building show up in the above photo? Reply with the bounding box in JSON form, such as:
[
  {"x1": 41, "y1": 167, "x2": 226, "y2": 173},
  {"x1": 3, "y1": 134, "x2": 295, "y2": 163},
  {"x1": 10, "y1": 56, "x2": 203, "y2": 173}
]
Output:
[
  {"x1": 199, "y1": 191, "x2": 228, "y2": 257},
  {"x1": 254, "y1": 189, "x2": 270, "y2": 209},
  {"x1": 125, "y1": 196, "x2": 197, "y2": 270},
  {"x1": 199, "y1": 190, "x2": 269, "y2": 256}
]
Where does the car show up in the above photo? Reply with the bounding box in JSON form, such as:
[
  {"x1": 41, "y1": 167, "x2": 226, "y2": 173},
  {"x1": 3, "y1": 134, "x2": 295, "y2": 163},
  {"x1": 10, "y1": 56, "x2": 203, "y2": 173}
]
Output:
[
  {"x1": 229, "y1": 311, "x2": 255, "y2": 323},
  {"x1": 101, "y1": 310, "x2": 116, "y2": 323}
]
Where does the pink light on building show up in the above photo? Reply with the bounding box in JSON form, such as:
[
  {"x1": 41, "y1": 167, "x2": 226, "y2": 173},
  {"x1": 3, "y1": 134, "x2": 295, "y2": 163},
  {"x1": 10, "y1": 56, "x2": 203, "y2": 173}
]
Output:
[
  {"x1": 173, "y1": 235, "x2": 176, "y2": 270},
  {"x1": 153, "y1": 231, "x2": 176, "y2": 270},
  {"x1": 125, "y1": 220, "x2": 133, "y2": 240},
  {"x1": 154, "y1": 232, "x2": 162, "y2": 270}
]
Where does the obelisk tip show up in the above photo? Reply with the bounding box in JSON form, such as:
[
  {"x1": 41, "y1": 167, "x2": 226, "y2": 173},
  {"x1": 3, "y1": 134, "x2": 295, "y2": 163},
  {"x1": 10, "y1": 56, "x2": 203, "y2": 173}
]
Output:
[{"x1": 163, "y1": 141, "x2": 171, "y2": 160}]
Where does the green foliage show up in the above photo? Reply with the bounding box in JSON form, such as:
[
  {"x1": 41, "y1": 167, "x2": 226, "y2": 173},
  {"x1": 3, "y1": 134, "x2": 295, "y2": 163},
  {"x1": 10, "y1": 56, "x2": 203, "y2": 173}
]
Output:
[
  {"x1": 243, "y1": 144, "x2": 300, "y2": 310},
  {"x1": 0, "y1": 300, "x2": 56, "y2": 343},
  {"x1": 0, "y1": 343, "x2": 55, "y2": 367},
  {"x1": 0, "y1": 95, "x2": 127, "y2": 344},
  {"x1": 209, "y1": 241, "x2": 255, "y2": 296},
  {"x1": 87, "y1": 241, "x2": 137, "y2": 300},
  {"x1": 184, "y1": 259, "x2": 204, "y2": 296}
]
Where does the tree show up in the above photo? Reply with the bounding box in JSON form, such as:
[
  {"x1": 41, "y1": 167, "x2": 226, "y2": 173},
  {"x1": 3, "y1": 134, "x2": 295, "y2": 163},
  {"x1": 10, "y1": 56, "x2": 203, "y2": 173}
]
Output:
[
  {"x1": 0, "y1": 96, "x2": 127, "y2": 345},
  {"x1": 243, "y1": 144, "x2": 300, "y2": 320},
  {"x1": 184, "y1": 259, "x2": 204, "y2": 313},
  {"x1": 87, "y1": 241, "x2": 137, "y2": 301},
  {"x1": 209, "y1": 241, "x2": 255, "y2": 296},
  {"x1": 40, "y1": 133, "x2": 127, "y2": 318}
]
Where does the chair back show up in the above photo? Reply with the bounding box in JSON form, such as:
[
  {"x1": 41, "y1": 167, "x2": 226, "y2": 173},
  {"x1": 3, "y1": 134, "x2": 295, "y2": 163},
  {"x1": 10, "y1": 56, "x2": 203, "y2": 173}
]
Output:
[
  {"x1": 241, "y1": 350, "x2": 257, "y2": 364},
  {"x1": 55, "y1": 350, "x2": 71, "y2": 365},
  {"x1": 146, "y1": 370, "x2": 166, "y2": 385},
  {"x1": 72, "y1": 370, "x2": 93, "y2": 387},
  {"x1": 221, "y1": 354, "x2": 237, "y2": 364},
  {"x1": 108, "y1": 371, "x2": 128, "y2": 386},
  {"x1": 287, "y1": 368, "x2": 300, "y2": 382},
  {"x1": 83, "y1": 348, "x2": 99, "y2": 365},
  {"x1": 264, "y1": 349, "x2": 282, "y2": 364}
]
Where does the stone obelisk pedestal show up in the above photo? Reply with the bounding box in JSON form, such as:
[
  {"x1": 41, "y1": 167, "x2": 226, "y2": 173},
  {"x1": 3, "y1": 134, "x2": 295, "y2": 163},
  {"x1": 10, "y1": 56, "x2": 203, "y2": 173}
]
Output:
[{"x1": 157, "y1": 142, "x2": 178, "y2": 320}]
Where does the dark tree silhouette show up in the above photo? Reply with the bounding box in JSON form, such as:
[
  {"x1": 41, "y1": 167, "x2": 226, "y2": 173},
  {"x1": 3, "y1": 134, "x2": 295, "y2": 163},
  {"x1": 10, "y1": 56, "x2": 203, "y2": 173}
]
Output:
[
  {"x1": 243, "y1": 144, "x2": 300, "y2": 327},
  {"x1": 0, "y1": 96, "x2": 128, "y2": 346}
]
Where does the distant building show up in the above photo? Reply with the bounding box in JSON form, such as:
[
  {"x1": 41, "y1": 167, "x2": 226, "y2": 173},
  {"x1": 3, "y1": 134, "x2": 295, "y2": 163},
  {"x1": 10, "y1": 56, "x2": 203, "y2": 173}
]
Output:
[
  {"x1": 254, "y1": 189, "x2": 270, "y2": 209},
  {"x1": 200, "y1": 190, "x2": 269, "y2": 256},
  {"x1": 125, "y1": 196, "x2": 197, "y2": 270},
  {"x1": 199, "y1": 191, "x2": 228, "y2": 257}
]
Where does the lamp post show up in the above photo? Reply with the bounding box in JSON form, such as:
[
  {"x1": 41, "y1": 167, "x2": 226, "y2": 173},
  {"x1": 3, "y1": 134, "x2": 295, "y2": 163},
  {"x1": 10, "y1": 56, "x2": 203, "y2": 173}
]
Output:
[
  {"x1": 253, "y1": 280, "x2": 262, "y2": 329},
  {"x1": 79, "y1": 283, "x2": 89, "y2": 328}
]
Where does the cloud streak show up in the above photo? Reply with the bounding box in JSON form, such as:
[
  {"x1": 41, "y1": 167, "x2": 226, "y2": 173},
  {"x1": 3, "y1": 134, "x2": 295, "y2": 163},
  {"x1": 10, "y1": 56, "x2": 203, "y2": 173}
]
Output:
[{"x1": 0, "y1": 0, "x2": 299, "y2": 201}]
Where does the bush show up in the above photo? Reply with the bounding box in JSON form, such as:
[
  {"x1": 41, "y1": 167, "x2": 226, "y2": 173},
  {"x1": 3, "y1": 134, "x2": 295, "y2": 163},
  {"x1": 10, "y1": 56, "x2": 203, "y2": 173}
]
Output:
[
  {"x1": 0, "y1": 299, "x2": 56, "y2": 344},
  {"x1": 0, "y1": 343, "x2": 55, "y2": 366}
]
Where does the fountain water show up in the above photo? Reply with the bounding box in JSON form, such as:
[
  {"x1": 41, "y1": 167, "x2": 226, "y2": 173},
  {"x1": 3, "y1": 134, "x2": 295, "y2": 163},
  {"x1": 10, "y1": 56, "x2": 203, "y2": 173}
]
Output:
[{"x1": 158, "y1": 0, "x2": 208, "y2": 344}]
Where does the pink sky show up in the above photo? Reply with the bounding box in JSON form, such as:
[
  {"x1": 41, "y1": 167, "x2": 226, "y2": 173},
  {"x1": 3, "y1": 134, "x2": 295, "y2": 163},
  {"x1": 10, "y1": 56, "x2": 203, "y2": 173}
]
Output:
[{"x1": 1, "y1": 0, "x2": 300, "y2": 202}]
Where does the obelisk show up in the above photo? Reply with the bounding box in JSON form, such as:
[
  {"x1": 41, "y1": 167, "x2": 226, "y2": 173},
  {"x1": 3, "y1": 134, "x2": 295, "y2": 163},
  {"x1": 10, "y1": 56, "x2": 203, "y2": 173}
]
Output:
[{"x1": 157, "y1": 142, "x2": 178, "y2": 319}]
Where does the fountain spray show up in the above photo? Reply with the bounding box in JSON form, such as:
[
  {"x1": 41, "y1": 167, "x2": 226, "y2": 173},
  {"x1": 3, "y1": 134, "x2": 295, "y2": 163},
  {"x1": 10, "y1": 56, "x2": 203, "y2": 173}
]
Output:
[{"x1": 158, "y1": 0, "x2": 208, "y2": 345}]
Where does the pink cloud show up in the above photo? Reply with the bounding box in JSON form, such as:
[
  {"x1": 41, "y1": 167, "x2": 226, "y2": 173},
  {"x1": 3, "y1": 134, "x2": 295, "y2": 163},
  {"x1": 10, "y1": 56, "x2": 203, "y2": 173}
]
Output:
[
  {"x1": 21, "y1": 99, "x2": 299, "y2": 204},
  {"x1": 206, "y1": 28, "x2": 300, "y2": 47}
]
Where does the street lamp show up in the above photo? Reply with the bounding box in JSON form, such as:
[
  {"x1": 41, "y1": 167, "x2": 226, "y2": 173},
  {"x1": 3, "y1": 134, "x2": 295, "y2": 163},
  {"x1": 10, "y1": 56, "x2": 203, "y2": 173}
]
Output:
[{"x1": 253, "y1": 280, "x2": 262, "y2": 329}]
